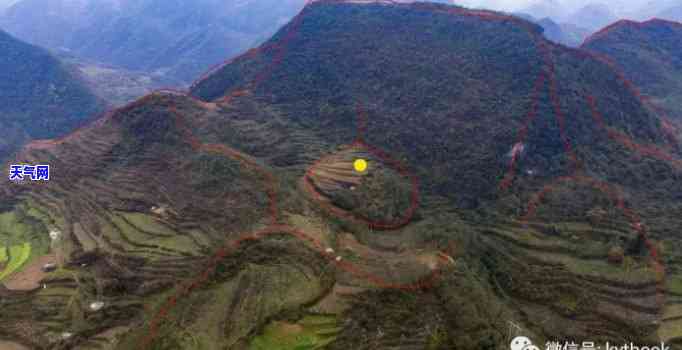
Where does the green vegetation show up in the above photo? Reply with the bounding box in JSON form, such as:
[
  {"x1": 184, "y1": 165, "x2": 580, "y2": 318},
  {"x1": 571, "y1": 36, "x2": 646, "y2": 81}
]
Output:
[
  {"x1": 193, "y1": 1, "x2": 678, "y2": 223},
  {"x1": 250, "y1": 315, "x2": 339, "y2": 350},
  {"x1": 669, "y1": 276, "x2": 682, "y2": 295},
  {"x1": 0, "y1": 243, "x2": 31, "y2": 280},
  {"x1": 0, "y1": 245, "x2": 7, "y2": 264},
  {"x1": 0, "y1": 207, "x2": 51, "y2": 279}
]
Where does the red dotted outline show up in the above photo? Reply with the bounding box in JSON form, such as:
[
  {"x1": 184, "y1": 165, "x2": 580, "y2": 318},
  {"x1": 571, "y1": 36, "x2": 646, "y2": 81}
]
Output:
[
  {"x1": 138, "y1": 224, "x2": 452, "y2": 350},
  {"x1": 302, "y1": 102, "x2": 420, "y2": 230},
  {"x1": 139, "y1": 1, "x2": 452, "y2": 347}
]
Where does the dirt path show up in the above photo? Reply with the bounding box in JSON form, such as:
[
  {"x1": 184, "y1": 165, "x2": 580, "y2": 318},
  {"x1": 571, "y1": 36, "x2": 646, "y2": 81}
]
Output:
[
  {"x1": 0, "y1": 340, "x2": 30, "y2": 350},
  {"x1": 2, "y1": 254, "x2": 56, "y2": 291}
]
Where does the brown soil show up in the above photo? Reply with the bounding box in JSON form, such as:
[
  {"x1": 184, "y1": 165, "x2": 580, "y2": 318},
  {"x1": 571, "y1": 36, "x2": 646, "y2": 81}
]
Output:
[
  {"x1": 277, "y1": 322, "x2": 304, "y2": 335},
  {"x1": 314, "y1": 284, "x2": 366, "y2": 314},
  {"x1": 0, "y1": 340, "x2": 30, "y2": 350},
  {"x1": 2, "y1": 254, "x2": 56, "y2": 291},
  {"x1": 338, "y1": 232, "x2": 440, "y2": 265}
]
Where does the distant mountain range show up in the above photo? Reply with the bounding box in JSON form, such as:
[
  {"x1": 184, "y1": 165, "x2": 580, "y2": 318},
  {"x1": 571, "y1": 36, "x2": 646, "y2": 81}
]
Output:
[
  {"x1": 566, "y1": 3, "x2": 616, "y2": 31},
  {"x1": 0, "y1": 29, "x2": 102, "y2": 161},
  {"x1": 521, "y1": 0, "x2": 564, "y2": 19},
  {"x1": 532, "y1": 16, "x2": 590, "y2": 46},
  {"x1": 0, "y1": 0, "x2": 306, "y2": 83},
  {"x1": 519, "y1": 0, "x2": 682, "y2": 32}
]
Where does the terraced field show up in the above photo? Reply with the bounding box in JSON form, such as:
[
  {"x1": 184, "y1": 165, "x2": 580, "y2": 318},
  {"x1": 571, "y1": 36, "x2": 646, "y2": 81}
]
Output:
[
  {"x1": 477, "y1": 218, "x2": 665, "y2": 344},
  {"x1": 304, "y1": 143, "x2": 416, "y2": 228},
  {"x1": 0, "y1": 94, "x2": 279, "y2": 349},
  {"x1": 250, "y1": 315, "x2": 340, "y2": 350},
  {"x1": 0, "y1": 92, "x2": 458, "y2": 349},
  {"x1": 0, "y1": 243, "x2": 31, "y2": 280},
  {"x1": 1, "y1": 90, "x2": 678, "y2": 348}
]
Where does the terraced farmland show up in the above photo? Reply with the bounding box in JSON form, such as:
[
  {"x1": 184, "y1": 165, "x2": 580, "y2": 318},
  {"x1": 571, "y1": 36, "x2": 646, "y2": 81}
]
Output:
[
  {"x1": 0, "y1": 243, "x2": 31, "y2": 281},
  {"x1": 250, "y1": 315, "x2": 340, "y2": 350}
]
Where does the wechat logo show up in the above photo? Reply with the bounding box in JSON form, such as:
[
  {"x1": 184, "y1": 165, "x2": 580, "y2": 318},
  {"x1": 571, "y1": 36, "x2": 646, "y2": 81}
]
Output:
[{"x1": 511, "y1": 336, "x2": 540, "y2": 350}]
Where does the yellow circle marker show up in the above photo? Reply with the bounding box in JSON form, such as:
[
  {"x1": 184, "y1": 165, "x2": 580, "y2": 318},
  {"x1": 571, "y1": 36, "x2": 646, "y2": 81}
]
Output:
[{"x1": 353, "y1": 158, "x2": 368, "y2": 173}]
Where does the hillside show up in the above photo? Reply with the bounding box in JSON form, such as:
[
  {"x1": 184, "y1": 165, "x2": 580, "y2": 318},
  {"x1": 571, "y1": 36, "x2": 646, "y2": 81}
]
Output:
[
  {"x1": 0, "y1": 29, "x2": 103, "y2": 161},
  {"x1": 0, "y1": 0, "x2": 306, "y2": 83},
  {"x1": 2, "y1": 1, "x2": 682, "y2": 349},
  {"x1": 583, "y1": 19, "x2": 682, "y2": 122}
]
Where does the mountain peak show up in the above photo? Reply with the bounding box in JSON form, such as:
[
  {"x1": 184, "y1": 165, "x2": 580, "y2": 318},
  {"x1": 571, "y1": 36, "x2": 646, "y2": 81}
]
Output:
[{"x1": 0, "y1": 28, "x2": 102, "y2": 160}]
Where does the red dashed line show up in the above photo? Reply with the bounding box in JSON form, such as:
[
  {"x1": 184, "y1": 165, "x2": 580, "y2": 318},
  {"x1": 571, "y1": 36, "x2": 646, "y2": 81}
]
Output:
[
  {"x1": 139, "y1": 224, "x2": 452, "y2": 350},
  {"x1": 586, "y1": 95, "x2": 682, "y2": 169},
  {"x1": 518, "y1": 174, "x2": 666, "y2": 299},
  {"x1": 302, "y1": 133, "x2": 420, "y2": 230},
  {"x1": 500, "y1": 73, "x2": 546, "y2": 191}
]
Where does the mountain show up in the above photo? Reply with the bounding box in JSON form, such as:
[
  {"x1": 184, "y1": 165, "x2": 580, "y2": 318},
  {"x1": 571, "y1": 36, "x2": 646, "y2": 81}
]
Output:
[
  {"x1": 520, "y1": 0, "x2": 565, "y2": 21},
  {"x1": 2, "y1": 1, "x2": 682, "y2": 349},
  {"x1": 582, "y1": 19, "x2": 682, "y2": 122},
  {"x1": 559, "y1": 21, "x2": 592, "y2": 45},
  {"x1": 536, "y1": 17, "x2": 590, "y2": 46},
  {"x1": 0, "y1": 0, "x2": 306, "y2": 83},
  {"x1": 0, "y1": 29, "x2": 102, "y2": 161},
  {"x1": 565, "y1": 3, "x2": 617, "y2": 31}
]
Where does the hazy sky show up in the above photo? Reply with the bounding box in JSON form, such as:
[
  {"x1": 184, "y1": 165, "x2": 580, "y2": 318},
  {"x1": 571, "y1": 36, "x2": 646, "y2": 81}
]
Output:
[
  {"x1": 455, "y1": 0, "x2": 653, "y2": 14},
  {"x1": 456, "y1": 0, "x2": 536, "y2": 11}
]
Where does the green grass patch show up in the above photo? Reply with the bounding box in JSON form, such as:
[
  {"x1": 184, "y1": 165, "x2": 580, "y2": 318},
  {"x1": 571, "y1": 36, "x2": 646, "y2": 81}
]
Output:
[
  {"x1": 0, "y1": 212, "x2": 33, "y2": 244},
  {"x1": 250, "y1": 315, "x2": 339, "y2": 350},
  {"x1": 0, "y1": 205, "x2": 51, "y2": 264},
  {"x1": 111, "y1": 213, "x2": 199, "y2": 256},
  {"x1": 0, "y1": 245, "x2": 7, "y2": 264},
  {"x1": 0, "y1": 242, "x2": 32, "y2": 281},
  {"x1": 668, "y1": 276, "x2": 682, "y2": 295}
]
